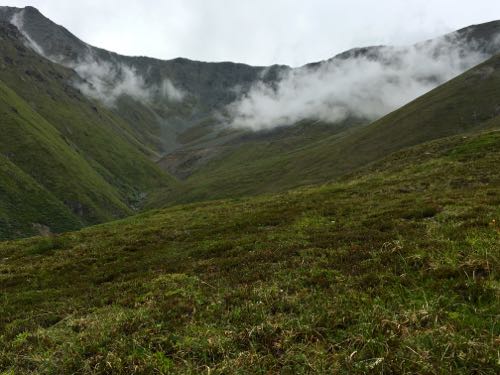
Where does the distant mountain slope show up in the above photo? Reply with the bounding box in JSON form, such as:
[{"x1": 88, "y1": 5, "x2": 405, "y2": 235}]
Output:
[
  {"x1": 2, "y1": 5, "x2": 500, "y2": 238},
  {"x1": 155, "y1": 20, "x2": 500, "y2": 178},
  {"x1": 2, "y1": 6, "x2": 500, "y2": 159},
  {"x1": 1, "y1": 128, "x2": 498, "y2": 373},
  {"x1": 0, "y1": 22, "x2": 176, "y2": 239},
  {"x1": 149, "y1": 52, "x2": 500, "y2": 207},
  {"x1": 0, "y1": 5, "x2": 280, "y2": 154}
]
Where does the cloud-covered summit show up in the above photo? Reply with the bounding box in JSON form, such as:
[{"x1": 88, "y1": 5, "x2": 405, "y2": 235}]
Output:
[
  {"x1": 6, "y1": 5, "x2": 500, "y2": 132},
  {"x1": 225, "y1": 32, "x2": 499, "y2": 130}
]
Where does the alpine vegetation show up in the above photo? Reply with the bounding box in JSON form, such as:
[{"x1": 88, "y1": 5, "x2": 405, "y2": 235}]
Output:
[{"x1": 0, "y1": 3, "x2": 499, "y2": 374}]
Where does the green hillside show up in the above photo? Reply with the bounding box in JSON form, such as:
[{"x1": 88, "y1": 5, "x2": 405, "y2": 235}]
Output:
[
  {"x1": 3, "y1": 6, "x2": 500, "y2": 160},
  {"x1": 0, "y1": 23, "x2": 176, "y2": 239},
  {"x1": 1, "y1": 129, "x2": 498, "y2": 373},
  {"x1": 149, "y1": 53, "x2": 500, "y2": 207},
  {"x1": 0, "y1": 22, "x2": 175, "y2": 191},
  {"x1": 0, "y1": 6, "x2": 498, "y2": 374},
  {"x1": 0, "y1": 80, "x2": 130, "y2": 223},
  {"x1": 0, "y1": 154, "x2": 81, "y2": 238}
]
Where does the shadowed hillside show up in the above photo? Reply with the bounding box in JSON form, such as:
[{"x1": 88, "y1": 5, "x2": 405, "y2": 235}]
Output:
[{"x1": 0, "y1": 154, "x2": 81, "y2": 238}]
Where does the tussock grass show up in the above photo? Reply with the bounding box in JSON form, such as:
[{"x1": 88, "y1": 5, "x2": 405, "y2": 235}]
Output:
[{"x1": 1, "y1": 130, "x2": 499, "y2": 373}]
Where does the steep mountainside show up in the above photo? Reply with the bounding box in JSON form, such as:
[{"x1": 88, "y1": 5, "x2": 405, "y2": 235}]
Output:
[
  {"x1": 2, "y1": 6, "x2": 500, "y2": 160},
  {"x1": 0, "y1": 22, "x2": 175, "y2": 239},
  {"x1": 148, "y1": 52, "x2": 500, "y2": 207},
  {"x1": 1, "y1": 128, "x2": 498, "y2": 373},
  {"x1": 0, "y1": 153, "x2": 81, "y2": 238},
  {"x1": 0, "y1": 6, "x2": 281, "y2": 155},
  {"x1": 2, "y1": 6, "x2": 500, "y2": 238}
]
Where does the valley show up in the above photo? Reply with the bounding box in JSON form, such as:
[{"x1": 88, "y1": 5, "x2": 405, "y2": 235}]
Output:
[{"x1": 0, "y1": 5, "x2": 498, "y2": 374}]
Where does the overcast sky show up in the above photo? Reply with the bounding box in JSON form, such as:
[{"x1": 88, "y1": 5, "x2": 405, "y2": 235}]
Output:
[{"x1": 3, "y1": 0, "x2": 500, "y2": 66}]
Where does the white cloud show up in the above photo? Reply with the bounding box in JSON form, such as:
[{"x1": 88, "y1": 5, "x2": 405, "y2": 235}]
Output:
[
  {"x1": 70, "y1": 57, "x2": 152, "y2": 105},
  {"x1": 10, "y1": 9, "x2": 44, "y2": 55},
  {"x1": 70, "y1": 56, "x2": 186, "y2": 106},
  {"x1": 225, "y1": 33, "x2": 495, "y2": 130},
  {"x1": 159, "y1": 79, "x2": 185, "y2": 103},
  {"x1": 10, "y1": 9, "x2": 185, "y2": 106}
]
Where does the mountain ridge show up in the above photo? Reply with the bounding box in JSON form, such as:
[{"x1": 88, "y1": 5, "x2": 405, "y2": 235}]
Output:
[{"x1": 3, "y1": 6, "x2": 500, "y2": 158}]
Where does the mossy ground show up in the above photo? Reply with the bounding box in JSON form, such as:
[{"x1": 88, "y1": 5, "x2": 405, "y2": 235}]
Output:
[{"x1": 1, "y1": 130, "x2": 498, "y2": 374}]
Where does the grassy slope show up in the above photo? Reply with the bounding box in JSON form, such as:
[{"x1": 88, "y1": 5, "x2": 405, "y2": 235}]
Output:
[
  {"x1": 1, "y1": 129, "x2": 498, "y2": 374},
  {"x1": 0, "y1": 24, "x2": 176, "y2": 196},
  {"x1": 0, "y1": 154, "x2": 81, "y2": 238},
  {"x1": 151, "y1": 54, "x2": 500, "y2": 207},
  {"x1": 0, "y1": 23, "x2": 177, "y2": 238},
  {"x1": 149, "y1": 119, "x2": 367, "y2": 206},
  {"x1": 0, "y1": 80, "x2": 132, "y2": 221}
]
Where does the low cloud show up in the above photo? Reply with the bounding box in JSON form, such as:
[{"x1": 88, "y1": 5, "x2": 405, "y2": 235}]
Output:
[
  {"x1": 10, "y1": 9, "x2": 45, "y2": 56},
  {"x1": 68, "y1": 56, "x2": 185, "y2": 106},
  {"x1": 70, "y1": 57, "x2": 152, "y2": 105},
  {"x1": 226, "y1": 33, "x2": 497, "y2": 130},
  {"x1": 10, "y1": 9, "x2": 185, "y2": 107},
  {"x1": 159, "y1": 79, "x2": 185, "y2": 102}
]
